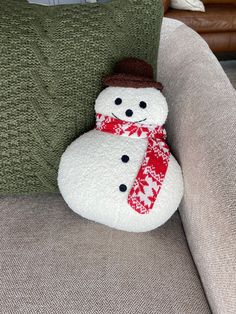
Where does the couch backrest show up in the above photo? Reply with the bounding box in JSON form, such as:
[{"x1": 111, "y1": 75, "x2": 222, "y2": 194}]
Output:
[
  {"x1": 163, "y1": 0, "x2": 235, "y2": 8},
  {"x1": 202, "y1": 0, "x2": 235, "y2": 4},
  {"x1": 162, "y1": 0, "x2": 170, "y2": 12}
]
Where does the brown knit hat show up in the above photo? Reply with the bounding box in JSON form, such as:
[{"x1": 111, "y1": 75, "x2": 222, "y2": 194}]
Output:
[{"x1": 103, "y1": 58, "x2": 163, "y2": 91}]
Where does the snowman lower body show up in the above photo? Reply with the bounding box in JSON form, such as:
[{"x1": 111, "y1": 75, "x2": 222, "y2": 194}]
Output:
[{"x1": 58, "y1": 130, "x2": 184, "y2": 232}]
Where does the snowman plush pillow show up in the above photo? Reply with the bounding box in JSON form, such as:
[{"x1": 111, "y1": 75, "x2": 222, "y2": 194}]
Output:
[{"x1": 58, "y1": 58, "x2": 183, "y2": 232}]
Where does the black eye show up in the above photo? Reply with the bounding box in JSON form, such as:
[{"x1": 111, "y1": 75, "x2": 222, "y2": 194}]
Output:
[
  {"x1": 115, "y1": 98, "x2": 122, "y2": 105},
  {"x1": 139, "y1": 101, "x2": 147, "y2": 109}
]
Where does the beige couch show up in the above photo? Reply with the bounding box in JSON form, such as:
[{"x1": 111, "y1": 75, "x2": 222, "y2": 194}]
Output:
[{"x1": 1, "y1": 18, "x2": 235, "y2": 314}]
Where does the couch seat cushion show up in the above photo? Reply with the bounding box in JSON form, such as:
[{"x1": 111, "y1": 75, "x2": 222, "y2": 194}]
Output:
[
  {"x1": 166, "y1": 4, "x2": 236, "y2": 33},
  {"x1": 0, "y1": 194, "x2": 211, "y2": 313}
]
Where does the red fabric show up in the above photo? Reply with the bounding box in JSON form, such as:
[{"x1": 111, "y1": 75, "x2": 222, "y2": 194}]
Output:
[{"x1": 96, "y1": 113, "x2": 170, "y2": 215}]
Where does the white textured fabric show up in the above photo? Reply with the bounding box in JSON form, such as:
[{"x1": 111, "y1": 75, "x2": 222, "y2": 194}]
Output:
[
  {"x1": 58, "y1": 87, "x2": 183, "y2": 232},
  {"x1": 170, "y1": 0, "x2": 205, "y2": 11},
  {"x1": 28, "y1": 0, "x2": 107, "y2": 5}
]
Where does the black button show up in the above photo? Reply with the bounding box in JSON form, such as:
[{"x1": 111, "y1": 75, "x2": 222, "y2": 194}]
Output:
[
  {"x1": 121, "y1": 155, "x2": 129, "y2": 163},
  {"x1": 119, "y1": 184, "x2": 127, "y2": 192},
  {"x1": 125, "y1": 109, "x2": 133, "y2": 117},
  {"x1": 115, "y1": 98, "x2": 122, "y2": 105},
  {"x1": 139, "y1": 101, "x2": 147, "y2": 109}
]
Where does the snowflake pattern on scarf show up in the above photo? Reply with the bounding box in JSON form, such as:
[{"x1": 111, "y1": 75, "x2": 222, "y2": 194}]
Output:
[{"x1": 96, "y1": 113, "x2": 170, "y2": 214}]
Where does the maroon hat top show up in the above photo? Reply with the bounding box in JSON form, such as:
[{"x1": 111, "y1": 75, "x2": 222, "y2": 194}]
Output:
[{"x1": 103, "y1": 57, "x2": 163, "y2": 91}]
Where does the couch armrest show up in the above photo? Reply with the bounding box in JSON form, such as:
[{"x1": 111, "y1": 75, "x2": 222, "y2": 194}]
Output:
[{"x1": 158, "y1": 18, "x2": 236, "y2": 314}]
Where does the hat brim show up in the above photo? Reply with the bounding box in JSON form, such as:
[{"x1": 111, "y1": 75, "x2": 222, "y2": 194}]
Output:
[{"x1": 103, "y1": 74, "x2": 163, "y2": 91}]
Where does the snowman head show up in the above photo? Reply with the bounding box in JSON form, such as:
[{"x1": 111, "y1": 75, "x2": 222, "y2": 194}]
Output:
[
  {"x1": 95, "y1": 86, "x2": 168, "y2": 126},
  {"x1": 95, "y1": 57, "x2": 168, "y2": 126}
]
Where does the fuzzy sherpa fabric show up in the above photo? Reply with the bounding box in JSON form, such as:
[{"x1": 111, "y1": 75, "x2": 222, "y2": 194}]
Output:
[
  {"x1": 58, "y1": 86, "x2": 183, "y2": 232},
  {"x1": 0, "y1": 0, "x2": 163, "y2": 195}
]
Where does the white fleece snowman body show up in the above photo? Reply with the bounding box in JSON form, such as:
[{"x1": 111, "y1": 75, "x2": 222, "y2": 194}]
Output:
[{"x1": 58, "y1": 87, "x2": 184, "y2": 232}]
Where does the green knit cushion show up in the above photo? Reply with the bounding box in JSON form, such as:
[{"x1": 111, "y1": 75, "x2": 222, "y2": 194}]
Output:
[{"x1": 0, "y1": 0, "x2": 163, "y2": 195}]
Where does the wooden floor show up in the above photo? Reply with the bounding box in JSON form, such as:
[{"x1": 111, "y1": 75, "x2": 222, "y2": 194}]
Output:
[{"x1": 220, "y1": 60, "x2": 236, "y2": 89}]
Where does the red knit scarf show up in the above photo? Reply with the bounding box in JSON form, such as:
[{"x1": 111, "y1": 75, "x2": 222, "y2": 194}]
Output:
[{"x1": 96, "y1": 113, "x2": 170, "y2": 215}]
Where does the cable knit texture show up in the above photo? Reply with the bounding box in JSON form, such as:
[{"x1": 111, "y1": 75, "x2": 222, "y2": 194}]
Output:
[{"x1": 0, "y1": 0, "x2": 163, "y2": 195}]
